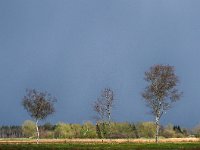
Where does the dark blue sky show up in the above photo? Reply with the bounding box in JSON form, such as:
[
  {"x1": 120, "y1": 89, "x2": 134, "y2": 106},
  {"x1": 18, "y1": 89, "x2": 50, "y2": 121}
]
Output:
[{"x1": 0, "y1": 0, "x2": 200, "y2": 127}]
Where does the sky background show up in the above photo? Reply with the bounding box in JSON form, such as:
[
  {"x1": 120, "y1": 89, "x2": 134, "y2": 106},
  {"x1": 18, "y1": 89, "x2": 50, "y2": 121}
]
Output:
[{"x1": 0, "y1": 0, "x2": 200, "y2": 128}]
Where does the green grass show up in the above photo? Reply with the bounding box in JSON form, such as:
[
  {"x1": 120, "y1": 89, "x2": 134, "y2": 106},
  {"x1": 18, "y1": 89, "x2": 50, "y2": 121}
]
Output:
[{"x1": 0, "y1": 143, "x2": 200, "y2": 150}]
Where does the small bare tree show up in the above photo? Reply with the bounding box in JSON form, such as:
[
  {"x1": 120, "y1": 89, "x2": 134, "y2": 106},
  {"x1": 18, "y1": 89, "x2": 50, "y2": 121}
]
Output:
[
  {"x1": 142, "y1": 64, "x2": 182, "y2": 143},
  {"x1": 93, "y1": 88, "x2": 114, "y2": 138},
  {"x1": 22, "y1": 89, "x2": 56, "y2": 143}
]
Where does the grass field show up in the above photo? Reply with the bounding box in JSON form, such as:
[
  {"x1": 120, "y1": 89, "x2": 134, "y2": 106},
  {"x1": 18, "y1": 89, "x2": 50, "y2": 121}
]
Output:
[
  {"x1": 1, "y1": 143, "x2": 200, "y2": 150},
  {"x1": 0, "y1": 138, "x2": 200, "y2": 150}
]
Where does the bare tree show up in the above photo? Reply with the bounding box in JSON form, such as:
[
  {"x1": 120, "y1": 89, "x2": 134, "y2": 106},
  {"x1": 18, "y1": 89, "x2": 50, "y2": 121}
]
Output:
[
  {"x1": 93, "y1": 88, "x2": 114, "y2": 138},
  {"x1": 22, "y1": 89, "x2": 56, "y2": 143},
  {"x1": 94, "y1": 88, "x2": 114, "y2": 123},
  {"x1": 142, "y1": 64, "x2": 182, "y2": 143}
]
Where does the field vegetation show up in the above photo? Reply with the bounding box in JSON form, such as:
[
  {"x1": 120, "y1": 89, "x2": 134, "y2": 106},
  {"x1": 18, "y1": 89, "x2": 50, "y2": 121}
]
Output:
[
  {"x1": 1, "y1": 142, "x2": 200, "y2": 150},
  {"x1": 0, "y1": 121, "x2": 199, "y2": 139}
]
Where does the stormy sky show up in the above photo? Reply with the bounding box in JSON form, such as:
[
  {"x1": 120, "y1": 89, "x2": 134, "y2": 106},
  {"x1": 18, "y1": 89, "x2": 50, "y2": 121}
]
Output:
[{"x1": 0, "y1": 0, "x2": 200, "y2": 127}]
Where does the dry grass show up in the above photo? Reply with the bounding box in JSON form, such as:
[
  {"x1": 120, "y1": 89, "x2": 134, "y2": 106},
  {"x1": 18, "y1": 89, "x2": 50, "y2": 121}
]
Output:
[{"x1": 0, "y1": 138, "x2": 200, "y2": 144}]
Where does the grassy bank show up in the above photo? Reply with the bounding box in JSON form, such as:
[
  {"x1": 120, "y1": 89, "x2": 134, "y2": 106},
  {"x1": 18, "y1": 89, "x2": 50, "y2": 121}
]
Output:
[{"x1": 1, "y1": 143, "x2": 200, "y2": 150}]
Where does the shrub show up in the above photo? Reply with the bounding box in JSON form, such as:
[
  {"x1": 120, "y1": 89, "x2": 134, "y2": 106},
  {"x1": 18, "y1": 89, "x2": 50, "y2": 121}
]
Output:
[
  {"x1": 162, "y1": 129, "x2": 176, "y2": 138},
  {"x1": 80, "y1": 122, "x2": 97, "y2": 138},
  {"x1": 22, "y1": 120, "x2": 36, "y2": 138},
  {"x1": 54, "y1": 123, "x2": 74, "y2": 138},
  {"x1": 136, "y1": 122, "x2": 156, "y2": 138},
  {"x1": 109, "y1": 122, "x2": 138, "y2": 138}
]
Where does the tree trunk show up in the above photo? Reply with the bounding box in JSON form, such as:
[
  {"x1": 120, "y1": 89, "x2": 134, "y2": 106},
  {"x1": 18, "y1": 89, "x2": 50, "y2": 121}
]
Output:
[
  {"x1": 35, "y1": 120, "x2": 39, "y2": 144},
  {"x1": 155, "y1": 116, "x2": 159, "y2": 143},
  {"x1": 96, "y1": 123, "x2": 102, "y2": 138},
  {"x1": 108, "y1": 111, "x2": 112, "y2": 139},
  {"x1": 108, "y1": 112, "x2": 111, "y2": 125}
]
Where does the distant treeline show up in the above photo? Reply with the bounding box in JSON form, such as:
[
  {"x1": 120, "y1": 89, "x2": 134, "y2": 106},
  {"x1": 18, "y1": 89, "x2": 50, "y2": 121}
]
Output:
[
  {"x1": 1, "y1": 121, "x2": 200, "y2": 139},
  {"x1": 0, "y1": 126, "x2": 22, "y2": 138}
]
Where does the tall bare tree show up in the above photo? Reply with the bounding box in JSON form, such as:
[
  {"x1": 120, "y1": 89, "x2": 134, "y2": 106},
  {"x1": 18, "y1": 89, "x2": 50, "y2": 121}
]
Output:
[
  {"x1": 93, "y1": 88, "x2": 114, "y2": 138},
  {"x1": 22, "y1": 89, "x2": 56, "y2": 143},
  {"x1": 142, "y1": 64, "x2": 182, "y2": 143}
]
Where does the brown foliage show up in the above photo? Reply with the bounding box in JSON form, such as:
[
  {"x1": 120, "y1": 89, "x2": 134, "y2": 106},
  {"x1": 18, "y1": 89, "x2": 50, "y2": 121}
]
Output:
[
  {"x1": 142, "y1": 64, "x2": 182, "y2": 118},
  {"x1": 22, "y1": 89, "x2": 57, "y2": 121}
]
